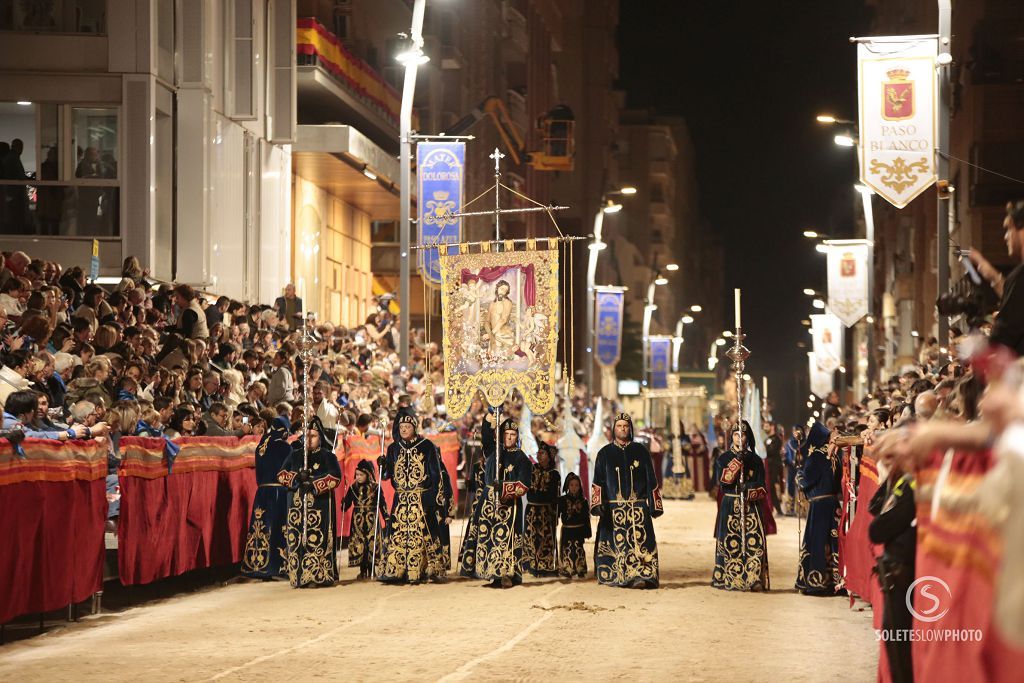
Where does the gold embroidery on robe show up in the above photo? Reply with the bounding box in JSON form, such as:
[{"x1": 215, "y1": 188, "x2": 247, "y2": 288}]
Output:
[
  {"x1": 242, "y1": 507, "x2": 270, "y2": 573},
  {"x1": 595, "y1": 502, "x2": 658, "y2": 585}
]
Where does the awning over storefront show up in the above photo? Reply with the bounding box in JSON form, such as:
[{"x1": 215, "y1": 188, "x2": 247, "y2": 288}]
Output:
[{"x1": 293, "y1": 124, "x2": 403, "y2": 220}]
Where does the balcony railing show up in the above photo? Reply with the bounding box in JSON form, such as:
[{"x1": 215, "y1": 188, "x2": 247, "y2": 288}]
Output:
[{"x1": 297, "y1": 18, "x2": 403, "y2": 128}]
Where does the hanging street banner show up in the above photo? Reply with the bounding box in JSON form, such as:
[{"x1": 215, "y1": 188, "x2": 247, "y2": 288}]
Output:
[
  {"x1": 826, "y1": 239, "x2": 871, "y2": 328},
  {"x1": 418, "y1": 141, "x2": 465, "y2": 286},
  {"x1": 438, "y1": 241, "x2": 559, "y2": 417},
  {"x1": 810, "y1": 312, "x2": 844, "y2": 374},
  {"x1": 857, "y1": 36, "x2": 937, "y2": 208},
  {"x1": 595, "y1": 286, "x2": 626, "y2": 367},
  {"x1": 809, "y1": 352, "x2": 834, "y2": 399},
  {"x1": 649, "y1": 336, "x2": 672, "y2": 390}
]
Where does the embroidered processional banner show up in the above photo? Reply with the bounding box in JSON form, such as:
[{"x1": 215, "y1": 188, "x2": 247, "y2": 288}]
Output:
[{"x1": 439, "y1": 241, "x2": 560, "y2": 417}]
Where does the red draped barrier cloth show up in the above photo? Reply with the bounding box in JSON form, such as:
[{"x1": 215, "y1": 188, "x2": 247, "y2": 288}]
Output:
[
  {"x1": 841, "y1": 449, "x2": 882, "y2": 601},
  {"x1": 336, "y1": 432, "x2": 462, "y2": 539},
  {"x1": 0, "y1": 440, "x2": 107, "y2": 624},
  {"x1": 117, "y1": 436, "x2": 258, "y2": 586},
  {"x1": 912, "y1": 448, "x2": 1024, "y2": 683}
]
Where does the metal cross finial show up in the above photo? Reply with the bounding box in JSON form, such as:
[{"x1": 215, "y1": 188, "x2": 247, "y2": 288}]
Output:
[{"x1": 489, "y1": 147, "x2": 505, "y2": 173}]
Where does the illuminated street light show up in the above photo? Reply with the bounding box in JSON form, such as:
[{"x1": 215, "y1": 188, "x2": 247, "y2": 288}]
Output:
[
  {"x1": 588, "y1": 241, "x2": 607, "y2": 251},
  {"x1": 815, "y1": 243, "x2": 828, "y2": 254},
  {"x1": 665, "y1": 263, "x2": 679, "y2": 271},
  {"x1": 803, "y1": 230, "x2": 819, "y2": 238},
  {"x1": 690, "y1": 304, "x2": 702, "y2": 312},
  {"x1": 715, "y1": 338, "x2": 726, "y2": 347},
  {"x1": 654, "y1": 275, "x2": 668, "y2": 286},
  {"x1": 620, "y1": 186, "x2": 638, "y2": 195},
  {"x1": 834, "y1": 133, "x2": 856, "y2": 147},
  {"x1": 681, "y1": 315, "x2": 694, "y2": 324},
  {"x1": 802, "y1": 288, "x2": 816, "y2": 296},
  {"x1": 602, "y1": 201, "x2": 623, "y2": 214},
  {"x1": 812, "y1": 298, "x2": 826, "y2": 309}
]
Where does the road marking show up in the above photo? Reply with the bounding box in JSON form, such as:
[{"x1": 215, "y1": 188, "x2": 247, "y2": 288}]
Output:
[
  {"x1": 206, "y1": 587, "x2": 409, "y2": 681},
  {"x1": 437, "y1": 583, "x2": 569, "y2": 682}
]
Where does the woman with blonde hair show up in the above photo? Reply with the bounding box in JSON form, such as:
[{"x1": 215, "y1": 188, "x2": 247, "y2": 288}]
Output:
[{"x1": 220, "y1": 368, "x2": 245, "y2": 409}]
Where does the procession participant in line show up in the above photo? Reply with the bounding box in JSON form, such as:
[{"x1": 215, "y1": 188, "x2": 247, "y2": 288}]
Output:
[
  {"x1": 377, "y1": 411, "x2": 445, "y2": 583},
  {"x1": 558, "y1": 472, "x2": 590, "y2": 578},
  {"x1": 523, "y1": 441, "x2": 560, "y2": 577},
  {"x1": 711, "y1": 421, "x2": 770, "y2": 592},
  {"x1": 764, "y1": 422, "x2": 785, "y2": 516},
  {"x1": 241, "y1": 416, "x2": 292, "y2": 580},
  {"x1": 795, "y1": 421, "x2": 843, "y2": 596},
  {"x1": 277, "y1": 416, "x2": 342, "y2": 588},
  {"x1": 783, "y1": 424, "x2": 805, "y2": 516},
  {"x1": 342, "y1": 459, "x2": 388, "y2": 579},
  {"x1": 461, "y1": 409, "x2": 531, "y2": 588},
  {"x1": 391, "y1": 404, "x2": 454, "y2": 578},
  {"x1": 590, "y1": 412, "x2": 663, "y2": 589},
  {"x1": 687, "y1": 428, "x2": 712, "y2": 494},
  {"x1": 456, "y1": 422, "x2": 487, "y2": 578}
]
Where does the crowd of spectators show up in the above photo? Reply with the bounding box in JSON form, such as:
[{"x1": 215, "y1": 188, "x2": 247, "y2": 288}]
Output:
[{"x1": 0, "y1": 250, "x2": 467, "y2": 477}]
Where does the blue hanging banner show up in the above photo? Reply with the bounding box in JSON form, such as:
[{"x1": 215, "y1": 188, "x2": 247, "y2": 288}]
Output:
[
  {"x1": 417, "y1": 141, "x2": 465, "y2": 286},
  {"x1": 649, "y1": 336, "x2": 672, "y2": 389},
  {"x1": 595, "y1": 287, "x2": 625, "y2": 367}
]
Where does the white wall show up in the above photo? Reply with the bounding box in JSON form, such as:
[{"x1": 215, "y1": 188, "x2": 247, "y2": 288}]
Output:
[
  {"x1": 209, "y1": 114, "x2": 247, "y2": 299},
  {"x1": 260, "y1": 140, "x2": 292, "y2": 304}
]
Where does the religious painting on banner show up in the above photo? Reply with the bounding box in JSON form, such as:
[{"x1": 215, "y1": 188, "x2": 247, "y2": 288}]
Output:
[
  {"x1": 857, "y1": 36, "x2": 937, "y2": 208},
  {"x1": 808, "y1": 352, "x2": 834, "y2": 399},
  {"x1": 826, "y1": 240, "x2": 870, "y2": 328},
  {"x1": 810, "y1": 313, "x2": 843, "y2": 374},
  {"x1": 595, "y1": 287, "x2": 625, "y2": 367},
  {"x1": 439, "y1": 242, "x2": 560, "y2": 417},
  {"x1": 649, "y1": 336, "x2": 672, "y2": 389},
  {"x1": 417, "y1": 141, "x2": 465, "y2": 286}
]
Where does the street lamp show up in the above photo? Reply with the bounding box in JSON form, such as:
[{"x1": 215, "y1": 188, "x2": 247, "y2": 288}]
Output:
[
  {"x1": 812, "y1": 298, "x2": 826, "y2": 310},
  {"x1": 642, "y1": 273, "x2": 667, "y2": 390},
  {"x1": 398, "y1": 0, "x2": 428, "y2": 371},
  {"x1": 803, "y1": 230, "x2": 819, "y2": 238},
  {"x1": 802, "y1": 288, "x2": 817, "y2": 296},
  {"x1": 690, "y1": 304, "x2": 701, "y2": 312},
  {"x1": 816, "y1": 114, "x2": 855, "y2": 125},
  {"x1": 834, "y1": 133, "x2": 856, "y2": 147},
  {"x1": 587, "y1": 185, "x2": 636, "y2": 396},
  {"x1": 665, "y1": 263, "x2": 679, "y2": 272}
]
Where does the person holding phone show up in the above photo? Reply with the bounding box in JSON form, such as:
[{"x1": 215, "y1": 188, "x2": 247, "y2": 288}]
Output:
[{"x1": 969, "y1": 200, "x2": 1024, "y2": 354}]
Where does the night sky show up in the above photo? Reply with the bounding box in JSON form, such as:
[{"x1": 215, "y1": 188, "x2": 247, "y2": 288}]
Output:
[{"x1": 618, "y1": 0, "x2": 872, "y2": 426}]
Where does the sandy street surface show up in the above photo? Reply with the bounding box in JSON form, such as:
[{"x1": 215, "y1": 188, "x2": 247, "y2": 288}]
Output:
[{"x1": 0, "y1": 498, "x2": 877, "y2": 682}]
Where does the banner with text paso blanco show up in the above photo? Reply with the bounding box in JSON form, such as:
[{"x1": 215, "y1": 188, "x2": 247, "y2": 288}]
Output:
[
  {"x1": 858, "y1": 36, "x2": 937, "y2": 208},
  {"x1": 808, "y1": 352, "x2": 834, "y2": 399},
  {"x1": 826, "y1": 240, "x2": 870, "y2": 328},
  {"x1": 810, "y1": 312, "x2": 844, "y2": 374}
]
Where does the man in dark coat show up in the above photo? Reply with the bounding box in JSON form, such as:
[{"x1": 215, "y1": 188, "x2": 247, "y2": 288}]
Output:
[{"x1": 590, "y1": 412, "x2": 663, "y2": 588}]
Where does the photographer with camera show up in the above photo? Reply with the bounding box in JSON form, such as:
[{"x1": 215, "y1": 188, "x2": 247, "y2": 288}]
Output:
[{"x1": 969, "y1": 200, "x2": 1024, "y2": 355}]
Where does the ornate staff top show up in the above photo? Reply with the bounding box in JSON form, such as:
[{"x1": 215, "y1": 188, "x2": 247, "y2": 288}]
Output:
[{"x1": 300, "y1": 311, "x2": 318, "y2": 468}]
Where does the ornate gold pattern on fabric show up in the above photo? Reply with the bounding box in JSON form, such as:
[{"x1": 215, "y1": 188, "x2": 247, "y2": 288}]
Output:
[
  {"x1": 348, "y1": 487, "x2": 382, "y2": 568},
  {"x1": 868, "y1": 156, "x2": 930, "y2": 193},
  {"x1": 282, "y1": 491, "x2": 337, "y2": 587},
  {"x1": 278, "y1": 470, "x2": 295, "y2": 487},
  {"x1": 439, "y1": 246, "x2": 560, "y2": 417},
  {"x1": 474, "y1": 488, "x2": 521, "y2": 579},
  {"x1": 712, "y1": 495, "x2": 769, "y2": 591},
  {"x1": 595, "y1": 501, "x2": 659, "y2": 585},
  {"x1": 559, "y1": 538, "x2": 587, "y2": 577},
  {"x1": 523, "y1": 469, "x2": 557, "y2": 573},
  {"x1": 590, "y1": 483, "x2": 602, "y2": 511},
  {"x1": 379, "y1": 446, "x2": 445, "y2": 581},
  {"x1": 241, "y1": 507, "x2": 270, "y2": 573},
  {"x1": 313, "y1": 474, "x2": 340, "y2": 494}
]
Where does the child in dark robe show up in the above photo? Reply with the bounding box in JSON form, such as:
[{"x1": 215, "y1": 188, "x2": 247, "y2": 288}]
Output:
[
  {"x1": 343, "y1": 459, "x2": 388, "y2": 579},
  {"x1": 558, "y1": 472, "x2": 591, "y2": 578}
]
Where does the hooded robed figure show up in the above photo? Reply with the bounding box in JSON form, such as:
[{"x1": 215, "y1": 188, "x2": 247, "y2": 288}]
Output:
[
  {"x1": 558, "y1": 471, "x2": 591, "y2": 577},
  {"x1": 523, "y1": 441, "x2": 561, "y2": 576},
  {"x1": 590, "y1": 413, "x2": 663, "y2": 588},
  {"x1": 711, "y1": 420, "x2": 770, "y2": 591},
  {"x1": 241, "y1": 416, "x2": 292, "y2": 579},
  {"x1": 277, "y1": 416, "x2": 342, "y2": 587},
  {"x1": 343, "y1": 459, "x2": 388, "y2": 578},
  {"x1": 459, "y1": 410, "x2": 531, "y2": 587},
  {"x1": 795, "y1": 421, "x2": 843, "y2": 595},
  {"x1": 378, "y1": 411, "x2": 445, "y2": 583}
]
